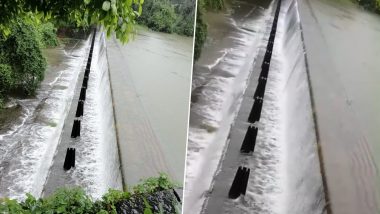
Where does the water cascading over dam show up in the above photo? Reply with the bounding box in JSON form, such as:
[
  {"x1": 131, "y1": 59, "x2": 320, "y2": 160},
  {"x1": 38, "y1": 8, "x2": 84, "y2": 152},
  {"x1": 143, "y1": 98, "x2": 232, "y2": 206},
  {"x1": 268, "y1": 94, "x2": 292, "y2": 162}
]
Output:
[
  {"x1": 190, "y1": 0, "x2": 326, "y2": 213},
  {"x1": 43, "y1": 31, "x2": 122, "y2": 197},
  {"x1": 68, "y1": 31, "x2": 123, "y2": 195},
  {"x1": 0, "y1": 38, "x2": 89, "y2": 200},
  {"x1": 0, "y1": 29, "x2": 123, "y2": 200}
]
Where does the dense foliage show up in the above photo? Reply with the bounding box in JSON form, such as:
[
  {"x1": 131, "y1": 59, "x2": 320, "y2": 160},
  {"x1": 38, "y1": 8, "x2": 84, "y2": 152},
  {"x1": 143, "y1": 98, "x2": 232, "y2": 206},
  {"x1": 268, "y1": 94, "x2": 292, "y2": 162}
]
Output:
[
  {"x1": 0, "y1": 19, "x2": 47, "y2": 100},
  {"x1": 138, "y1": 0, "x2": 177, "y2": 33},
  {"x1": 138, "y1": 0, "x2": 195, "y2": 36},
  {"x1": 0, "y1": 174, "x2": 179, "y2": 214},
  {"x1": 0, "y1": 18, "x2": 60, "y2": 107},
  {"x1": 35, "y1": 22, "x2": 59, "y2": 48},
  {"x1": 0, "y1": 64, "x2": 12, "y2": 107},
  {"x1": 172, "y1": 0, "x2": 196, "y2": 36},
  {"x1": 0, "y1": 0, "x2": 143, "y2": 43},
  {"x1": 356, "y1": 0, "x2": 380, "y2": 12},
  {"x1": 203, "y1": 0, "x2": 224, "y2": 11},
  {"x1": 194, "y1": 5, "x2": 207, "y2": 60}
]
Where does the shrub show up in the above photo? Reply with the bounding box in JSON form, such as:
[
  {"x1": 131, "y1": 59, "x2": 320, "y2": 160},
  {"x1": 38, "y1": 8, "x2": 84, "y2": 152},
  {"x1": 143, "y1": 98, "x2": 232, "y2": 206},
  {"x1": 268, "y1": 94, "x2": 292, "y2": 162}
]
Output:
[
  {"x1": 356, "y1": 0, "x2": 380, "y2": 12},
  {"x1": 0, "y1": 174, "x2": 178, "y2": 213},
  {"x1": 194, "y1": 5, "x2": 208, "y2": 61},
  {"x1": 0, "y1": 63, "x2": 13, "y2": 107},
  {"x1": 36, "y1": 22, "x2": 59, "y2": 48},
  {"x1": 194, "y1": 0, "x2": 225, "y2": 61},
  {"x1": 138, "y1": 0, "x2": 195, "y2": 36},
  {"x1": 0, "y1": 19, "x2": 47, "y2": 96},
  {"x1": 133, "y1": 173, "x2": 178, "y2": 194},
  {"x1": 173, "y1": 1, "x2": 196, "y2": 36},
  {"x1": 204, "y1": 0, "x2": 224, "y2": 10},
  {"x1": 0, "y1": 64, "x2": 12, "y2": 90},
  {"x1": 139, "y1": 0, "x2": 177, "y2": 33}
]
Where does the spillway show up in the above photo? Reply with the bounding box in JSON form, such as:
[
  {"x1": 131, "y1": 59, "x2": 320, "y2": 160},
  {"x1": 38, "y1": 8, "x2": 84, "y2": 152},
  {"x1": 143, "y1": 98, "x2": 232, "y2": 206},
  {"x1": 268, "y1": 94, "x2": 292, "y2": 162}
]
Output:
[
  {"x1": 185, "y1": 0, "x2": 326, "y2": 213},
  {"x1": 43, "y1": 31, "x2": 122, "y2": 197},
  {"x1": 0, "y1": 30, "x2": 122, "y2": 200}
]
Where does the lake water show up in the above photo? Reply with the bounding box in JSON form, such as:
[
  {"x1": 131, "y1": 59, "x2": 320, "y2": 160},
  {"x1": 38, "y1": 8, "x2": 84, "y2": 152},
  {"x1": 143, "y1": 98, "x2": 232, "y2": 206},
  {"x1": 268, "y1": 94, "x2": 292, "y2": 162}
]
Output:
[{"x1": 107, "y1": 26, "x2": 193, "y2": 184}]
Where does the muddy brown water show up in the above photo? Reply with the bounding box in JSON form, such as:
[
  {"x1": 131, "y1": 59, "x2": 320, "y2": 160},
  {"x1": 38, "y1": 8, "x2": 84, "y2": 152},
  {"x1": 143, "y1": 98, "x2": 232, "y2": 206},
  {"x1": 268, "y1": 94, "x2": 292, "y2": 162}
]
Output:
[
  {"x1": 107, "y1": 26, "x2": 193, "y2": 186},
  {"x1": 299, "y1": 0, "x2": 380, "y2": 213}
]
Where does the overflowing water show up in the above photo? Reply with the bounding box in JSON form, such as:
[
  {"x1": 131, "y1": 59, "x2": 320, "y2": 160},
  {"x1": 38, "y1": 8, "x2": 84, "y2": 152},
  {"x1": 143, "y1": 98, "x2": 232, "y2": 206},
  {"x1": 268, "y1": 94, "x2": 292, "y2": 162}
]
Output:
[
  {"x1": 277, "y1": 2, "x2": 325, "y2": 213},
  {"x1": 71, "y1": 32, "x2": 122, "y2": 196},
  {"x1": 0, "y1": 31, "x2": 122, "y2": 200},
  {"x1": 0, "y1": 38, "x2": 89, "y2": 200},
  {"x1": 51, "y1": 32, "x2": 123, "y2": 197},
  {"x1": 185, "y1": 0, "x2": 325, "y2": 213},
  {"x1": 224, "y1": 0, "x2": 325, "y2": 213},
  {"x1": 185, "y1": 1, "x2": 272, "y2": 213}
]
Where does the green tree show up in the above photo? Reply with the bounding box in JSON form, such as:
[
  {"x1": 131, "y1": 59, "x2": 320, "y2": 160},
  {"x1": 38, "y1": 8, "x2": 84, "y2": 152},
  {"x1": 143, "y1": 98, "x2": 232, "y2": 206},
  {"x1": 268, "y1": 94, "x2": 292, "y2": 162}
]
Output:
[
  {"x1": 356, "y1": 0, "x2": 380, "y2": 12},
  {"x1": 0, "y1": 19, "x2": 47, "y2": 96},
  {"x1": 0, "y1": 0, "x2": 144, "y2": 43},
  {"x1": 35, "y1": 22, "x2": 59, "y2": 48},
  {"x1": 194, "y1": 0, "x2": 224, "y2": 61},
  {"x1": 204, "y1": 0, "x2": 224, "y2": 10},
  {"x1": 138, "y1": 0, "x2": 177, "y2": 33},
  {"x1": 172, "y1": 0, "x2": 196, "y2": 36},
  {"x1": 137, "y1": 0, "x2": 195, "y2": 36},
  {"x1": 0, "y1": 64, "x2": 13, "y2": 107},
  {"x1": 194, "y1": 4, "x2": 207, "y2": 60}
]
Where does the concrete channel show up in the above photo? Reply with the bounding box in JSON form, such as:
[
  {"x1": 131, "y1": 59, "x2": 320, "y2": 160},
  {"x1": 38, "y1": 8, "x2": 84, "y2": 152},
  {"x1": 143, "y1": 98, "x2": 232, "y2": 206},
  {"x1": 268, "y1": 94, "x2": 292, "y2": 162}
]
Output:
[{"x1": 197, "y1": 0, "x2": 327, "y2": 213}]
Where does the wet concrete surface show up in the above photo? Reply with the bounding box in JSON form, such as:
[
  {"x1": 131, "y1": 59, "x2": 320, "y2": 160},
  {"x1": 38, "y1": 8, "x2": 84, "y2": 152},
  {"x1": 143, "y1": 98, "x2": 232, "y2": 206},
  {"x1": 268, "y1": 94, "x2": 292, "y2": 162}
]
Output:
[{"x1": 298, "y1": 0, "x2": 380, "y2": 213}]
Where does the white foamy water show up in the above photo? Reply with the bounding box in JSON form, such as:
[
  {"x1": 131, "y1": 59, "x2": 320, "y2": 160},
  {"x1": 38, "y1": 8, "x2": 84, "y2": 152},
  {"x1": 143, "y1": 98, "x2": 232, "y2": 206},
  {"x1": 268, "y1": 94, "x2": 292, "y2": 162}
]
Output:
[
  {"x1": 186, "y1": 0, "x2": 325, "y2": 213},
  {"x1": 71, "y1": 32, "x2": 122, "y2": 197},
  {"x1": 185, "y1": 4, "x2": 271, "y2": 213},
  {"x1": 0, "y1": 39, "x2": 89, "y2": 200}
]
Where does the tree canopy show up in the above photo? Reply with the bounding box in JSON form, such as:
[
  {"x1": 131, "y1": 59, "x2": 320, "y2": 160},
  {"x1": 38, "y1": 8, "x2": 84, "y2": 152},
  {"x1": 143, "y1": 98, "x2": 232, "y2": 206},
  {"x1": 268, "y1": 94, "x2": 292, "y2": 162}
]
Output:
[
  {"x1": 357, "y1": 0, "x2": 380, "y2": 12},
  {"x1": 0, "y1": 0, "x2": 144, "y2": 43},
  {"x1": 137, "y1": 0, "x2": 195, "y2": 36}
]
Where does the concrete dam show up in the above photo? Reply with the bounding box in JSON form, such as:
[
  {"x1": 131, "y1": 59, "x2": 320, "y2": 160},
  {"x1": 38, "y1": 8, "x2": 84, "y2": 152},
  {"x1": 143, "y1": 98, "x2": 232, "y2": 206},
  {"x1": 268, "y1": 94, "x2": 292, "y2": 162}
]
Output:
[{"x1": 186, "y1": 0, "x2": 380, "y2": 213}]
